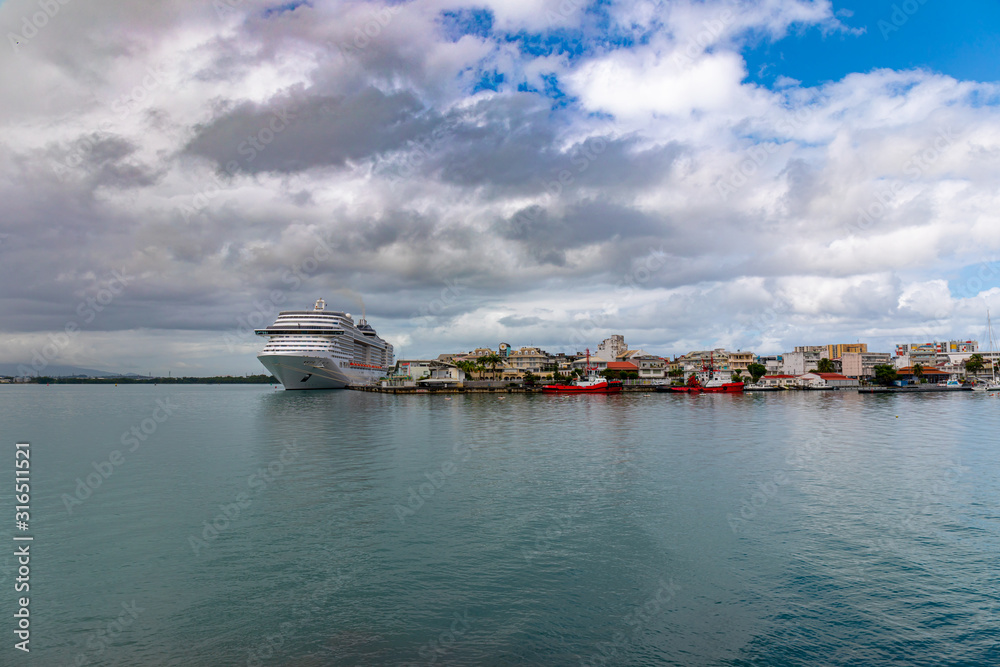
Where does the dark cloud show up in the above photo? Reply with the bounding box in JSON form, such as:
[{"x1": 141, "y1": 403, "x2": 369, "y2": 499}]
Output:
[{"x1": 184, "y1": 86, "x2": 438, "y2": 174}]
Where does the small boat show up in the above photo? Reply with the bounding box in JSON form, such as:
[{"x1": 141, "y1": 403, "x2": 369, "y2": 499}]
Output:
[{"x1": 541, "y1": 349, "x2": 622, "y2": 394}]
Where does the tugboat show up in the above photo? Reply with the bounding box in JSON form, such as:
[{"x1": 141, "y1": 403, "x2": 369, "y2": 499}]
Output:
[
  {"x1": 542, "y1": 349, "x2": 623, "y2": 394},
  {"x1": 657, "y1": 353, "x2": 744, "y2": 394}
]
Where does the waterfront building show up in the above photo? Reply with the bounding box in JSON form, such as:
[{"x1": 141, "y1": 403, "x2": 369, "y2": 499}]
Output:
[
  {"x1": 781, "y1": 350, "x2": 821, "y2": 375},
  {"x1": 759, "y1": 374, "x2": 798, "y2": 388},
  {"x1": 394, "y1": 359, "x2": 434, "y2": 380},
  {"x1": 606, "y1": 361, "x2": 639, "y2": 376},
  {"x1": 628, "y1": 354, "x2": 666, "y2": 379},
  {"x1": 841, "y1": 352, "x2": 892, "y2": 379},
  {"x1": 797, "y1": 372, "x2": 859, "y2": 389},
  {"x1": 460, "y1": 347, "x2": 497, "y2": 361},
  {"x1": 506, "y1": 347, "x2": 549, "y2": 374},
  {"x1": 727, "y1": 351, "x2": 755, "y2": 375},
  {"x1": 759, "y1": 355, "x2": 783, "y2": 374},
  {"x1": 894, "y1": 366, "x2": 953, "y2": 384},
  {"x1": 421, "y1": 361, "x2": 466, "y2": 386}
]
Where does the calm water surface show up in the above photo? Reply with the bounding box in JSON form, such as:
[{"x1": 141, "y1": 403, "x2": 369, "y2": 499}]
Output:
[{"x1": 1, "y1": 385, "x2": 999, "y2": 665}]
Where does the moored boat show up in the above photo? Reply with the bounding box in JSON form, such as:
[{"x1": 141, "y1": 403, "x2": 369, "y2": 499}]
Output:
[
  {"x1": 542, "y1": 348, "x2": 622, "y2": 394},
  {"x1": 541, "y1": 376, "x2": 623, "y2": 394},
  {"x1": 657, "y1": 353, "x2": 744, "y2": 393}
]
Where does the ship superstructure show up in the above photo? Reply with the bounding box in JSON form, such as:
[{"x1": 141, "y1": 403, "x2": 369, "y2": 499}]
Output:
[{"x1": 255, "y1": 298, "x2": 393, "y2": 389}]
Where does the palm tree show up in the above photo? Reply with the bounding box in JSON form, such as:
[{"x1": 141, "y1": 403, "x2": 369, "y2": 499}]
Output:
[
  {"x1": 479, "y1": 353, "x2": 504, "y2": 380},
  {"x1": 816, "y1": 358, "x2": 835, "y2": 373},
  {"x1": 912, "y1": 363, "x2": 924, "y2": 378},
  {"x1": 455, "y1": 360, "x2": 478, "y2": 380}
]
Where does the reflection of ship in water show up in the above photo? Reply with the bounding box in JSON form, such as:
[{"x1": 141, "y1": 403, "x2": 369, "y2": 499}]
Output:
[{"x1": 255, "y1": 298, "x2": 393, "y2": 390}]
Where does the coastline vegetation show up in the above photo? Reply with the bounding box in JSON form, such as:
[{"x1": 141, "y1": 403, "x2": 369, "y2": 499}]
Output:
[{"x1": 27, "y1": 374, "x2": 278, "y2": 384}]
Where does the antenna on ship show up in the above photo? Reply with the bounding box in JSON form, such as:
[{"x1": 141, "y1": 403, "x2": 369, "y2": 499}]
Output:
[{"x1": 314, "y1": 298, "x2": 325, "y2": 311}]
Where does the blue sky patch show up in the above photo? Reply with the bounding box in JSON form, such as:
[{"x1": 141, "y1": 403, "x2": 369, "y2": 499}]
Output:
[
  {"x1": 743, "y1": 0, "x2": 1000, "y2": 88},
  {"x1": 262, "y1": 0, "x2": 311, "y2": 19},
  {"x1": 439, "y1": 7, "x2": 494, "y2": 42}
]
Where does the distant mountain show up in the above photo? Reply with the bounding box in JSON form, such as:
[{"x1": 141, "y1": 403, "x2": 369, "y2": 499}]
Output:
[{"x1": 0, "y1": 363, "x2": 123, "y2": 378}]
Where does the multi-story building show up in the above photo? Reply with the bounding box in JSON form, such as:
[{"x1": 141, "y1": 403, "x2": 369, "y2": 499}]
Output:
[
  {"x1": 506, "y1": 347, "x2": 549, "y2": 374},
  {"x1": 841, "y1": 352, "x2": 892, "y2": 379},
  {"x1": 628, "y1": 354, "x2": 666, "y2": 379},
  {"x1": 759, "y1": 355, "x2": 783, "y2": 374},
  {"x1": 597, "y1": 335, "x2": 627, "y2": 361},
  {"x1": 895, "y1": 341, "x2": 978, "y2": 356},
  {"x1": 781, "y1": 350, "x2": 821, "y2": 375},
  {"x1": 727, "y1": 351, "x2": 756, "y2": 375},
  {"x1": 826, "y1": 343, "x2": 867, "y2": 360}
]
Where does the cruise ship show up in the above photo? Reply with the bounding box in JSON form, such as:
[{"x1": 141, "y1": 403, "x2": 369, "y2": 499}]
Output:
[{"x1": 255, "y1": 298, "x2": 393, "y2": 389}]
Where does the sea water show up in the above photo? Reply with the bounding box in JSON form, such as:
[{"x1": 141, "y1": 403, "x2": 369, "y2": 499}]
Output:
[{"x1": 1, "y1": 384, "x2": 999, "y2": 665}]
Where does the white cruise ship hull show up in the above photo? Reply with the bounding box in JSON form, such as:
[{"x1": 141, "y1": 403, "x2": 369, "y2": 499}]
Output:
[{"x1": 258, "y1": 354, "x2": 352, "y2": 390}]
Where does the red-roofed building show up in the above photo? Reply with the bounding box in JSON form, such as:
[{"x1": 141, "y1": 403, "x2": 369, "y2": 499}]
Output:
[
  {"x1": 606, "y1": 361, "x2": 639, "y2": 373},
  {"x1": 760, "y1": 374, "x2": 798, "y2": 388}
]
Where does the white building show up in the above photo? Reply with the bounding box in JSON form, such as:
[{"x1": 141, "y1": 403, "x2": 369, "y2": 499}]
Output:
[
  {"x1": 596, "y1": 335, "x2": 627, "y2": 361},
  {"x1": 781, "y1": 351, "x2": 821, "y2": 375},
  {"x1": 841, "y1": 352, "x2": 892, "y2": 379}
]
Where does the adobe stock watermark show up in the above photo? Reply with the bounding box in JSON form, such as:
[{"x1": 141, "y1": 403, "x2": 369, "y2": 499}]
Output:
[
  {"x1": 877, "y1": 0, "x2": 931, "y2": 40},
  {"x1": 848, "y1": 125, "x2": 961, "y2": 235},
  {"x1": 70, "y1": 600, "x2": 144, "y2": 665},
  {"x1": 245, "y1": 570, "x2": 354, "y2": 666},
  {"x1": 565, "y1": 245, "x2": 668, "y2": 353},
  {"x1": 579, "y1": 577, "x2": 681, "y2": 667},
  {"x1": 180, "y1": 98, "x2": 300, "y2": 221},
  {"x1": 62, "y1": 398, "x2": 179, "y2": 514},
  {"x1": 716, "y1": 107, "x2": 814, "y2": 201},
  {"x1": 409, "y1": 278, "x2": 467, "y2": 326},
  {"x1": 384, "y1": 124, "x2": 456, "y2": 190},
  {"x1": 670, "y1": 6, "x2": 736, "y2": 71},
  {"x1": 523, "y1": 459, "x2": 639, "y2": 562},
  {"x1": 189, "y1": 440, "x2": 300, "y2": 555},
  {"x1": 541, "y1": 134, "x2": 611, "y2": 199},
  {"x1": 543, "y1": 0, "x2": 586, "y2": 27},
  {"x1": 728, "y1": 435, "x2": 824, "y2": 534},
  {"x1": 17, "y1": 267, "x2": 132, "y2": 380},
  {"x1": 7, "y1": 0, "x2": 73, "y2": 54},
  {"x1": 393, "y1": 439, "x2": 480, "y2": 523},
  {"x1": 327, "y1": 3, "x2": 405, "y2": 60},
  {"x1": 222, "y1": 230, "x2": 338, "y2": 353},
  {"x1": 400, "y1": 611, "x2": 473, "y2": 667},
  {"x1": 870, "y1": 460, "x2": 969, "y2": 554}
]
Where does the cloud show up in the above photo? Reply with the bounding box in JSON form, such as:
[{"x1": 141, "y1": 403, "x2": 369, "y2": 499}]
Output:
[{"x1": 1, "y1": 0, "x2": 999, "y2": 373}]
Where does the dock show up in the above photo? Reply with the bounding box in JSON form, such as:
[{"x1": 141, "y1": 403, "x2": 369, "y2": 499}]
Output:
[{"x1": 857, "y1": 386, "x2": 974, "y2": 393}]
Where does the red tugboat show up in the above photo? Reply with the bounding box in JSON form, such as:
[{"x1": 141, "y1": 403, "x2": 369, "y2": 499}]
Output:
[
  {"x1": 542, "y1": 349, "x2": 623, "y2": 394},
  {"x1": 658, "y1": 353, "x2": 744, "y2": 394}
]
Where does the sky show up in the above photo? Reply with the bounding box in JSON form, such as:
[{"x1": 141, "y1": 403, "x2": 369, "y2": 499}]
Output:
[{"x1": 1, "y1": 0, "x2": 999, "y2": 375}]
